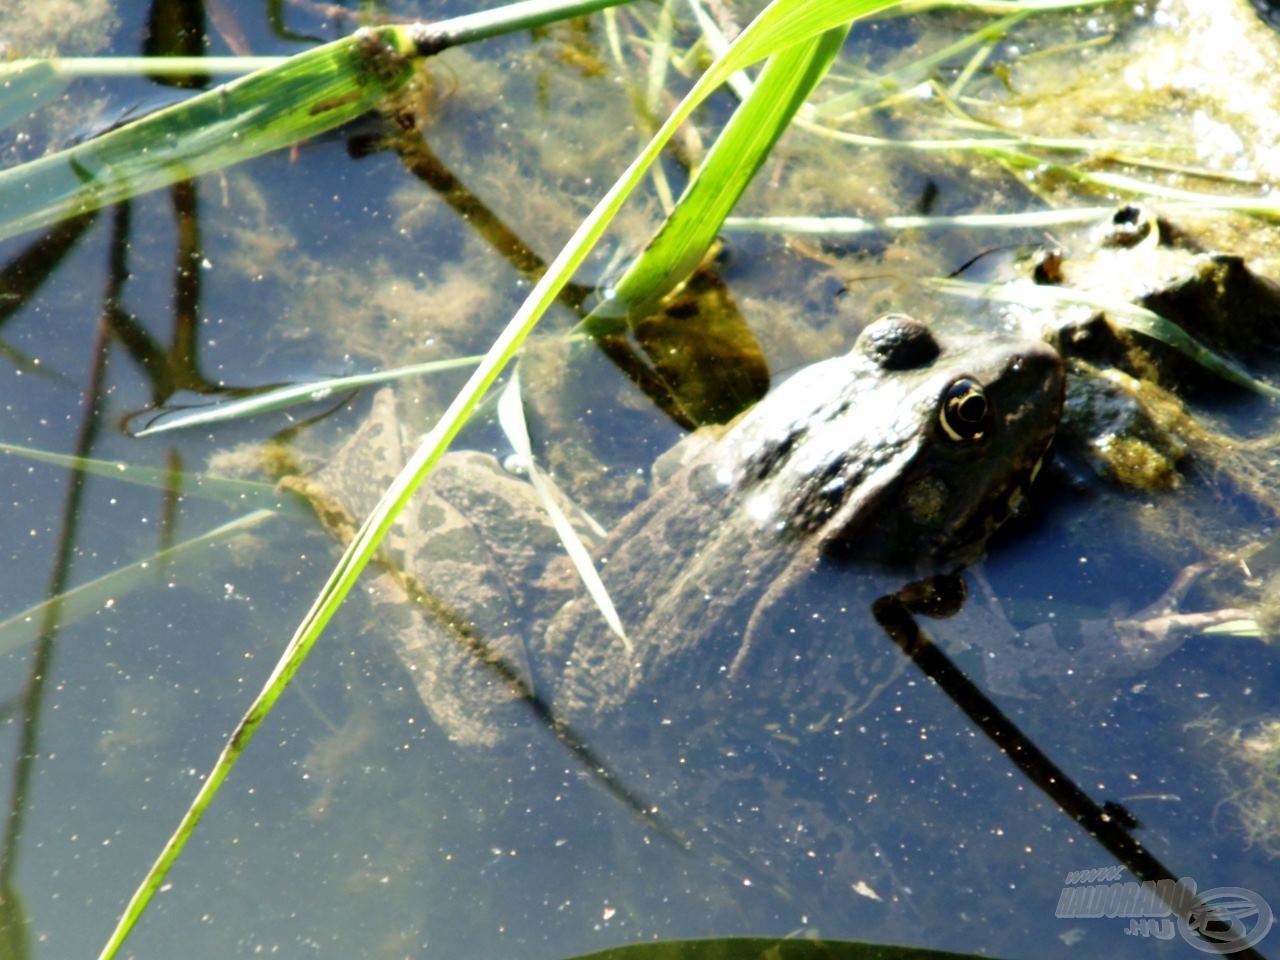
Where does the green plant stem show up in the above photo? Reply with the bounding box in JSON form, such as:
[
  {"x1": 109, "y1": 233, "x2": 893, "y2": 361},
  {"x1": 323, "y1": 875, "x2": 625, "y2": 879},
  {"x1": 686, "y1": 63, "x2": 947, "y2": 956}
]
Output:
[
  {"x1": 584, "y1": 25, "x2": 850, "y2": 332},
  {"x1": 408, "y1": 0, "x2": 638, "y2": 54},
  {"x1": 7, "y1": 56, "x2": 285, "y2": 76},
  {"x1": 0, "y1": 0, "x2": 638, "y2": 243},
  {"x1": 722, "y1": 206, "x2": 1120, "y2": 234}
]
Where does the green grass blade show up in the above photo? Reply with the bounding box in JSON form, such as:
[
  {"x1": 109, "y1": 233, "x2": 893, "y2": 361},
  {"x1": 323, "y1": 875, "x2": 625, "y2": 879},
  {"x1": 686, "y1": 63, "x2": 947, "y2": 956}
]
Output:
[
  {"x1": 2, "y1": 56, "x2": 285, "y2": 78},
  {"x1": 586, "y1": 25, "x2": 850, "y2": 330},
  {"x1": 982, "y1": 147, "x2": 1280, "y2": 215},
  {"x1": 0, "y1": 61, "x2": 67, "y2": 132},
  {"x1": 498, "y1": 371, "x2": 624, "y2": 646},
  {"x1": 0, "y1": 440, "x2": 300, "y2": 514},
  {"x1": 131, "y1": 355, "x2": 484, "y2": 437},
  {"x1": 96, "y1": 2, "x2": 909, "y2": 955},
  {"x1": 813, "y1": 8, "x2": 1032, "y2": 122},
  {"x1": 0, "y1": 509, "x2": 279, "y2": 659},
  {"x1": 900, "y1": 0, "x2": 1117, "y2": 9},
  {"x1": 934, "y1": 276, "x2": 1280, "y2": 398},
  {"x1": 722, "y1": 206, "x2": 1122, "y2": 234},
  {"x1": 0, "y1": 29, "x2": 416, "y2": 243},
  {"x1": 1, "y1": 0, "x2": 637, "y2": 244},
  {"x1": 406, "y1": 0, "x2": 637, "y2": 50}
]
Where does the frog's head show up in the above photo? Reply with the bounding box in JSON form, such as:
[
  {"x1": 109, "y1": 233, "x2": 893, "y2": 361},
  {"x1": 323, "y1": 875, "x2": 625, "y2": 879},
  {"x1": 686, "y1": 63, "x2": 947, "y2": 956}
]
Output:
[
  {"x1": 828, "y1": 314, "x2": 1064, "y2": 575},
  {"x1": 733, "y1": 314, "x2": 1064, "y2": 577}
]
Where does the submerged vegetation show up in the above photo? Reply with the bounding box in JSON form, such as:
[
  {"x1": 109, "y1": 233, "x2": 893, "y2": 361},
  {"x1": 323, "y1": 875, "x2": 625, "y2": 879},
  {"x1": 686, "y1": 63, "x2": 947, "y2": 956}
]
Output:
[{"x1": 4, "y1": 0, "x2": 1280, "y2": 957}]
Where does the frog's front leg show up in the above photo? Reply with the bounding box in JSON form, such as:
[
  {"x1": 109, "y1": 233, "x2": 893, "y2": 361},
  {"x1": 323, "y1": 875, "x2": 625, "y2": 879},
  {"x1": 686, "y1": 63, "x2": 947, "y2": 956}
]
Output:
[
  {"x1": 940, "y1": 557, "x2": 1258, "y2": 694},
  {"x1": 728, "y1": 547, "x2": 820, "y2": 679},
  {"x1": 1110, "y1": 559, "x2": 1252, "y2": 665}
]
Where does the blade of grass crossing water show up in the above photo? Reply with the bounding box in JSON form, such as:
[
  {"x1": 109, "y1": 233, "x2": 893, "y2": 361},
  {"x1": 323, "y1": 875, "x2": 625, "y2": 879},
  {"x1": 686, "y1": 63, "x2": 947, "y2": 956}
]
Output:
[
  {"x1": 934, "y1": 276, "x2": 1280, "y2": 397},
  {"x1": 0, "y1": 440, "x2": 297, "y2": 514},
  {"x1": 0, "y1": 61, "x2": 67, "y2": 132},
  {"x1": 0, "y1": 30, "x2": 416, "y2": 242},
  {"x1": 0, "y1": 510, "x2": 280, "y2": 658},
  {"x1": 587, "y1": 25, "x2": 850, "y2": 330},
  {"x1": 97, "y1": 2, "x2": 909, "y2": 956},
  {"x1": 131, "y1": 355, "x2": 485, "y2": 437},
  {"x1": 498, "y1": 372, "x2": 625, "y2": 647},
  {"x1": 0, "y1": 0, "x2": 639, "y2": 244}
]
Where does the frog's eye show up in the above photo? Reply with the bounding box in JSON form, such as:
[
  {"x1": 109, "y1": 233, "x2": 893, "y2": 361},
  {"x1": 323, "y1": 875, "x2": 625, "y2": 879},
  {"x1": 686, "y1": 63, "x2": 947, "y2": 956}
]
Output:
[{"x1": 939, "y1": 378, "x2": 988, "y2": 442}]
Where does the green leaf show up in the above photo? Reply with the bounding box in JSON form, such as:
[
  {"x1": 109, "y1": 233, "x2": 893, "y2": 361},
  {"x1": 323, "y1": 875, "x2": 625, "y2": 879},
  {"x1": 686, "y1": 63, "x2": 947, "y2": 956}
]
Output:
[
  {"x1": 0, "y1": 510, "x2": 279, "y2": 659},
  {"x1": 586, "y1": 26, "x2": 849, "y2": 330},
  {"x1": 130, "y1": 355, "x2": 484, "y2": 437},
  {"x1": 933, "y1": 277, "x2": 1280, "y2": 398},
  {"x1": 0, "y1": 28, "x2": 417, "y2": 242},
  {"x1": 0, "y1": 440, "x2": 298, "y2": 514}
]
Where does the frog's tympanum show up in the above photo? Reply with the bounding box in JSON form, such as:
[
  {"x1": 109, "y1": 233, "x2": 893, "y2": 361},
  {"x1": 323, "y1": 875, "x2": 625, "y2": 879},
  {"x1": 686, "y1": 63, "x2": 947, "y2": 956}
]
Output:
[{"x1": 289, "y1": 314, "x2": 1063, "y2": 747}]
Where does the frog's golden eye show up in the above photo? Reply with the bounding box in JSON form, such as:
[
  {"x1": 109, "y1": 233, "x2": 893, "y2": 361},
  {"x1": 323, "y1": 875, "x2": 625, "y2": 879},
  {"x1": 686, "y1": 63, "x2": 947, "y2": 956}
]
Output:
[{"x1": 939, "y1": 378, "x2": 988, "y2": 442}]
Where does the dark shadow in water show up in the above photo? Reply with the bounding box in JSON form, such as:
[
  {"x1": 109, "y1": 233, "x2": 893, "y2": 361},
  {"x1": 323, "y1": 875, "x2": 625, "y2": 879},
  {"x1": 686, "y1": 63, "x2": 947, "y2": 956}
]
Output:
[
  {"x1": 875, "y1": 575, "x2": 1269, "y2": 960},
  {"x1": 0, "y1": 213, "x2": 99, "y2": 332},
  {"x1": 266, "y1": 0, "x2": 325, "y2": 44},
  {"x1": 106, "y1": 179, "x2": 226, "y2": 404},
  {"x1": 0, "y1": 200, "x2": 134, "y2": 960},
  {"x1": 362, "y1": 129, "x2": 594, "y2": 311},
  {"x1": 0, "y1": 216, "x2": 100, "y2": 388},
  {"x1": 374, "y1": 124, "x2": 770, "y2": 429},
  {"x1": 143, "y1": 0, "x2": 211, "y2": 89}
]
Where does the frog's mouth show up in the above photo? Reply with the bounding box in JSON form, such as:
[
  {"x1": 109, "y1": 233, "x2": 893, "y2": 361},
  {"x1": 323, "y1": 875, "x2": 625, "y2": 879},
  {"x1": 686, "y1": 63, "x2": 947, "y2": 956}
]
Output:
[
  {"x1": 936, "y1": 439, "x2": 1055, "y2": 575},
  {"x1": 999, "y1": 443, "x2": 1052, "y2": 523}
]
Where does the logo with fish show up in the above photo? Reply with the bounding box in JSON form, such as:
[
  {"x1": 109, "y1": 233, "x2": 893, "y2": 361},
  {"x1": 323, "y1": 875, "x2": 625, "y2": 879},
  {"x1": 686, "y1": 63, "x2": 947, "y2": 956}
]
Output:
[{"x1": 1056, "y1": 867, "x2": 1272, "y2": 954}]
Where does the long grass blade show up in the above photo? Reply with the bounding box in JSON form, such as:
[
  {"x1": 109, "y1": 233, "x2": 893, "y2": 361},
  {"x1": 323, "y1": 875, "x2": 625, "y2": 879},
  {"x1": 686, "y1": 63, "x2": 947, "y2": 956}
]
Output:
[
  {"x1": 0, "y1": 441, "x2": 299, "y2": 514},
  {"x1": 0, "y1": 30, "x2": 417, "y2": 243},
  {"x1": 0, "y1": 0, "x2": 637, "y2": 244},
  {"x1": 0, "y1": 510, "x2": 279, "y2": 658},
  {"x1": 934, "y1": 276, "x2": 1280, "y2": 398},
  {"x1": 586, "y1": 25, "x2": 850, "y2": 331},
  {"x1": 0, "y1": 61, "x2": 67, "y2": 132},
  {"x1": 131, "y1": 354, "x2": 484, "y2": 437},
  {"x1": 497, "y1": 371, "x2": 624, "y2": 647},
  {"x1": 2, "y1": 56, "x2": 285, "y2": 78},
  {"x1": 982, "y1": 147, "x2": 1280, "y2": 215},
  {"x1": 722, "y1": 205, "x2": 1121, "y2": 234}
]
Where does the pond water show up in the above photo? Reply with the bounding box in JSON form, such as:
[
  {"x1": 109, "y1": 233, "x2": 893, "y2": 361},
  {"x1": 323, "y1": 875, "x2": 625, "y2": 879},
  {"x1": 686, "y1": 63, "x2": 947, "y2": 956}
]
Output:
[{"x1": 2, "y1": 0, "x2": 1280, "y2": 958}]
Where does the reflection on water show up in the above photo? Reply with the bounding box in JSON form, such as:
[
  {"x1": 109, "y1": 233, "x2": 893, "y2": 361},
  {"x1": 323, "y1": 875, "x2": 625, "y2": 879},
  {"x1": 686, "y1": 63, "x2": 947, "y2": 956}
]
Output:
[{"x1": 2, "y1": 0, "x2": 1280, "y2": 958}]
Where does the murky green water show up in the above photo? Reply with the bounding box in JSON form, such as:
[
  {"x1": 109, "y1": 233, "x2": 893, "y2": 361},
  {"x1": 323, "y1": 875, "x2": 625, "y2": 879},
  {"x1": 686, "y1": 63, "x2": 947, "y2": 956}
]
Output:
[{"x1": 3, "y1": 1, "x2": 1280, "y2": 957}]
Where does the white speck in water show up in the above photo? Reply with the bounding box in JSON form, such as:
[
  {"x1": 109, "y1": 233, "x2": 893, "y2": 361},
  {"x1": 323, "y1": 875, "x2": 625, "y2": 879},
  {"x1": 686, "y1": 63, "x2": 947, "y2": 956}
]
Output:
[{"x1": 852, "y1": 881, "x2": 883, "y2": 902}]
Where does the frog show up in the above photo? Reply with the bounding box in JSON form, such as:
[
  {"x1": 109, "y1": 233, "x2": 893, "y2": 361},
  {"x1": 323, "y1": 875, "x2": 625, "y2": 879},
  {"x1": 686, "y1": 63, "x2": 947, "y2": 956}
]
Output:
[
  {"x1": 283, "y1": 312, "x2": 1064, "y2": 749},
  {"x1": 945, "y1": 203, "x2": 1280, "y2": 704},
  {"x1": 1022, "y1": 203, "x2": 1280, "y2": 495}
]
